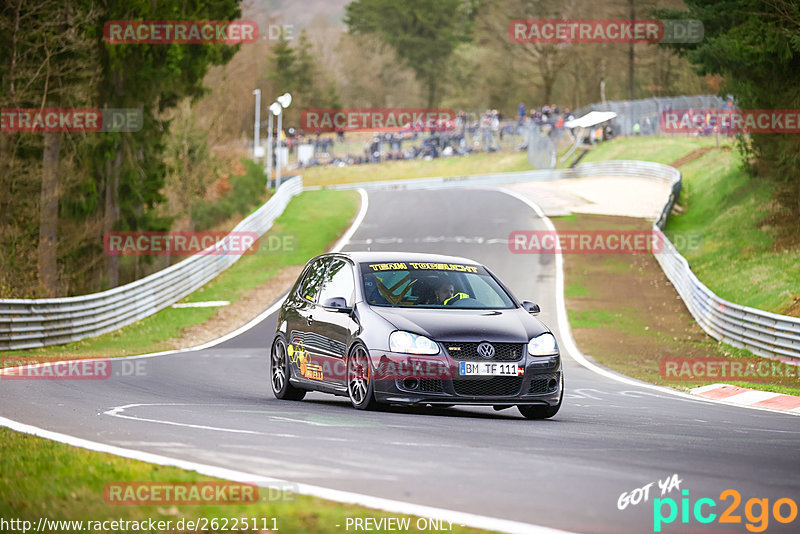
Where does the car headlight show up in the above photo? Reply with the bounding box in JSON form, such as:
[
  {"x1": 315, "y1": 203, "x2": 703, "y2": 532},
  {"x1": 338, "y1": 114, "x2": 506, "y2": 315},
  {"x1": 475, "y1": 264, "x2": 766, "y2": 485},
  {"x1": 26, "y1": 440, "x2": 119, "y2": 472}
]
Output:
[
  {"x1": 528, "y1": 333, "x2": 558, "y2": 356},
  {"x1": 389, "y1": 331, "x2": 440, "y2": 355}
]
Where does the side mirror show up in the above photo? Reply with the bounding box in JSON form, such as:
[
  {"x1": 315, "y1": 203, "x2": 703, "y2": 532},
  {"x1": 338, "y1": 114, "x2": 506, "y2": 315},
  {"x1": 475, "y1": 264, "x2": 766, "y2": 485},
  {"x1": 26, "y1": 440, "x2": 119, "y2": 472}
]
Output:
[
  {"x1": 521, "y1": 301, "x2": 540, "y2": 315},
  {"x1": 321, "y1": 296, "x2": 352, "y2": 312}
]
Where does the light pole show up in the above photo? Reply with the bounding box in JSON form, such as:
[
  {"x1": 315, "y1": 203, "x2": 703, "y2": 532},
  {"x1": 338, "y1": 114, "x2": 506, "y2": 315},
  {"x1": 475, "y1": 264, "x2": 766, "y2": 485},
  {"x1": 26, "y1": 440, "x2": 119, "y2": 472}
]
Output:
[
  {"x1": 252, "y1": 89, "x2": 261, "y2": 162},
  {"x1": 275, "y1": 92, "x2": 292, "y2": 190},
  {"x1": 267, "y1": 102, "x2": 281, "y2": 189}
]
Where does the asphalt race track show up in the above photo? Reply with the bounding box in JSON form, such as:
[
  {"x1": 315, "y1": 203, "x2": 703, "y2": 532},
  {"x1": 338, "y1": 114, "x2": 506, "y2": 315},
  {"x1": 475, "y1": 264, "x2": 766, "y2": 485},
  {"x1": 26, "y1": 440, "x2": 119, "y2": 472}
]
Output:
[{"x1": 2, "y1": 188, "x2": 799, "y2": 533}]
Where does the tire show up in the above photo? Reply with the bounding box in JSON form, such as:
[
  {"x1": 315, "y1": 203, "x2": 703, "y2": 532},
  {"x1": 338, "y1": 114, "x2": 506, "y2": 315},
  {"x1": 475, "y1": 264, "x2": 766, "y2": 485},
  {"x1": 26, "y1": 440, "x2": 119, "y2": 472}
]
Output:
[
  {"x1": 270, "y1": 336, "x2": 306, "y2": 401},
  {"x1": 518, "y1": 403, "x2": 560, "y2": 419},
  {"x1": 346, "y1": 343, "x2": 378, "y2": 410},
  {"x1": 518, "y1": 376, "x2": 563, "y2": 420}
]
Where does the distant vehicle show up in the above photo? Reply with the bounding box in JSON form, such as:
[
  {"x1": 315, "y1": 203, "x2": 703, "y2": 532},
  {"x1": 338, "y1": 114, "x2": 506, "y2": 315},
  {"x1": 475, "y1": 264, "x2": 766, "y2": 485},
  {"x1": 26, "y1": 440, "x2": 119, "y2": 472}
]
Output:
[{"x1": 270, "y1": 252, "x2": 563, "y2": 419}]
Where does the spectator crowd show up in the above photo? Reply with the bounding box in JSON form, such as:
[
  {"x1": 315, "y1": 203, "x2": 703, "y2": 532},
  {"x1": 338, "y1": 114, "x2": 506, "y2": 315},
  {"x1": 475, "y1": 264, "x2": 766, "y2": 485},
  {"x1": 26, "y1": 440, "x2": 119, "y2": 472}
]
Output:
[{"x1": 264, "y1": 103, "x2": 601, "y2": 171}]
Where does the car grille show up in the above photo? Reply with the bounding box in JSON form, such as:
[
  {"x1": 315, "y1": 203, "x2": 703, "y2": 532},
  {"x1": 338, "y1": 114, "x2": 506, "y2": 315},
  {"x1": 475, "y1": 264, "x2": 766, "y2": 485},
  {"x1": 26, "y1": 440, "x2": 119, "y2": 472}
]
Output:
[
  {"x1": 528, "y1": 373, "x2": 560, "y2": 394},
  {"x1": 452, "y1": 376, "x2": 523, "y2": 397},
  {"x1": 443, "y1": 342, "x2": 524, "y2": 361},
  {"x1": 418, "y1": 379, "x2": 444, "y2": 393}
]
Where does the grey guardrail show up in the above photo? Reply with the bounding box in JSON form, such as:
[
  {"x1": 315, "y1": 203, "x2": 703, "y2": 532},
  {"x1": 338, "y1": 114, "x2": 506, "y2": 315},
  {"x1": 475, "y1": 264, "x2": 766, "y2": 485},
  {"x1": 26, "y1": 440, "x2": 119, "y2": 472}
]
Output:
[
  {"x1": 0, "y1": 176, "x2": 303, "y2": 351},
  {"x1": 307, "y1": 160, "x2": 677, "y2": 192},
  {"x1": 311, "y1": 160, "x2": 800, "y2": 360},
  {"x1": 598, "y1": 162, "x2": 800, "y2": 359},
  {"x1": 645, "y1": 166, "x2": 800, "y2": 361}
]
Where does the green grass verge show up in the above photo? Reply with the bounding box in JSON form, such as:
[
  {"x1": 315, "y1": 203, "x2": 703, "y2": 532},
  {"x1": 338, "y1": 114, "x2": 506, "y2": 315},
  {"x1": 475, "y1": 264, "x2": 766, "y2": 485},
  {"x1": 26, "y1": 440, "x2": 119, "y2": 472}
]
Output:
[
  {"x1": 567, "y1": 134, "x2": 799, "y2": 314},
  {"x1": 564, "y1": 283, "x2": 588, "y2": 298},
  {"x1": 0, "y1": 427, "x2": 495, "y2": 534},
  {"x1": 568, "y1": 308, "x2": 646, "y2": 332},
  {"x1": 303, "y1": 135, "x2": 724, "y2": 189},
  {"x1": 4, "y1": 190, "x2": 359, "y2": 359},
  {"x1": 556, "y1": 210, "x2": 800, "y2": 397},
  {"x1": 302, "y1": 136, "x2": 720, "y2": 188},
  {"x1": 665, "y1": 149, "x2": 800, "y2": 314},
  {"x1": 577, "y1": 135, "x2": 729, "y2": 165},
  {"x1": 301, "y1": 151, "x2": 530, "y2": 187}
]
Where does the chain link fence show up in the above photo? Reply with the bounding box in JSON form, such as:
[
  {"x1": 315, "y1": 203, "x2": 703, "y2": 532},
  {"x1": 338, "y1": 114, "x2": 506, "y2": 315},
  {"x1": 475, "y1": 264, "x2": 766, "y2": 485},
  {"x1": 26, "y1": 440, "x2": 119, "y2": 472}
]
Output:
[
  {"x1": 526, "y1": 126, "x2": 558, "y2": 169},
  {"x1": 574, "y1": 94, "x2": 728, "y2": 136}
]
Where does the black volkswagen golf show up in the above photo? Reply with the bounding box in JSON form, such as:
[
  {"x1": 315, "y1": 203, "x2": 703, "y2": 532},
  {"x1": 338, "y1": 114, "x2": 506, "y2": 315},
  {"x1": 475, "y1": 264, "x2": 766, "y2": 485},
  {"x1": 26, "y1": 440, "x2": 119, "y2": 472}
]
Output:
[{"x1": 269, "y1": 252, "x2": 563, "y2": 419}]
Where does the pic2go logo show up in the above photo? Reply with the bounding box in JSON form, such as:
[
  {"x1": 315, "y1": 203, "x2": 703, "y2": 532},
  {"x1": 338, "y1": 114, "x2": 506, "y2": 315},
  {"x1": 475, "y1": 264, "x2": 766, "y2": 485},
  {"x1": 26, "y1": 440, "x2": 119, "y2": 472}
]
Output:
[{"x1": 653, "y1": 489, "x2": 798, "y2": 532}]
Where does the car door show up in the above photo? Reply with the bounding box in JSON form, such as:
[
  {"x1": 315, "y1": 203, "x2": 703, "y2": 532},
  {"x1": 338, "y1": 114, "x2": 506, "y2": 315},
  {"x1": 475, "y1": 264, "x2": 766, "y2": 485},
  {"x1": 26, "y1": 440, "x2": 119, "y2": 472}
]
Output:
[
  {"x1": 287, "y1": 257, "x2": 330, "y2": 386},
  {"x1": 314, "y1": 258, "x2": 357, "y2": 388}
]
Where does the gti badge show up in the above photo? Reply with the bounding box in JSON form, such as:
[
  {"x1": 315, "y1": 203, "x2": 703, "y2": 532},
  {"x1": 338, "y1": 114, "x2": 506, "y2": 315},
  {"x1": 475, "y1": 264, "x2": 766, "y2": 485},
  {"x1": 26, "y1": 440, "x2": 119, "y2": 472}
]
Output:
[{"x1": 477, "y1": 342, "x2": 495, "y2": 359}]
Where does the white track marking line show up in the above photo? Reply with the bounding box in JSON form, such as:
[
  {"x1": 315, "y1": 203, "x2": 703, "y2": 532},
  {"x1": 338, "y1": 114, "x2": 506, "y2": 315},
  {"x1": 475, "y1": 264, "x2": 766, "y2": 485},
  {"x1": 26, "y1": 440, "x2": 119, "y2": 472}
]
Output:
[
  {"x1": 2, "y1": 189, "x2": 578, "y2": 533},
  {"x1": 103, "y1": 403, "x2": 263, "y2": 434},
  {"x1": 331, "y1": 188, "x2": 368, "y2": 253},
  {"x1": 103, "y1": 403, "x2": 338, "y2": 433},
  {"x1": 497, "y1": 187, "x2": 799, "y2": 417},
  {"x1": 0, "y1": 415, "x2": 577, "y2": 534},
  {"x1": 269, "y1": 416, "x2": 338, "y2": 427},
  {"x1": 110, "y1": 441, "x2": 190, "y2": 447}
]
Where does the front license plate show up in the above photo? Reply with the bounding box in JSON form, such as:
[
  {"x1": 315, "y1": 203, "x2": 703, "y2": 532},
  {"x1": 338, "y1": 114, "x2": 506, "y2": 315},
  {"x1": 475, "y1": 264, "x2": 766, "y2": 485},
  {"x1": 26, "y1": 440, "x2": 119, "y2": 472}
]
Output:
[{"x1": 459, "y1": 361, "x2": 519, "y2": 376}]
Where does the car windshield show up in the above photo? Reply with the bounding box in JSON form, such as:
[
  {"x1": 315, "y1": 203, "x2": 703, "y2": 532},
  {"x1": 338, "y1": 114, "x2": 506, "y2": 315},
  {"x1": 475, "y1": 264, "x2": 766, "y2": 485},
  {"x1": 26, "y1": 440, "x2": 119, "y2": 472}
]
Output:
[{"x1": 360, "y1": 261, "x2": 515, "y2": 309}]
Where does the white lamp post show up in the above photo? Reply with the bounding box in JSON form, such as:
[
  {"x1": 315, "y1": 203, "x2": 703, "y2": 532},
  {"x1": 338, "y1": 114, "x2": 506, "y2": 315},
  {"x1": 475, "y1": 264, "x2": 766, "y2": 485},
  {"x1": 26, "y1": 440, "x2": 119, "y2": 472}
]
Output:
[
  {"x1": 267, "y1": 102, "x2": 282, "y2": 189},
  {"x1": 275, "y1": 93, "x2": 292, "y2": 190},
  {"x1": 252, "y1": 89, "x2": 261, "y2": 161}
]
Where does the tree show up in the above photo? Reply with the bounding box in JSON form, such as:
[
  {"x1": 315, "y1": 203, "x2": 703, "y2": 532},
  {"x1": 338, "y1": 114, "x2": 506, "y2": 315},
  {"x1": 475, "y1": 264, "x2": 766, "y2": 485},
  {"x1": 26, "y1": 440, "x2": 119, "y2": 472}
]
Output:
[
  {"x1": 345, "y1": 0, "x2": 480, "y2": 107},
  {"x1": 0, "y1": 0, "x2": 99, "y2": 296},
  {"x1": 332, "y1": 32, "x2": 423, "y2": 108},
  {"x1": 477, "y1": 0, "x2": 580, "y2": 107},
  {"x1": 267, "y1": 30, "x2": 341, "y2": 128},
  {"x1": 0, "y1": 0, "x2": 243, "y2": 296},
  {"x1": 94, "y1": 0, "x2": 241, "y2": 287},
  {"x1": 659, "y1": 0, "x2": 800, "y2": 208}
]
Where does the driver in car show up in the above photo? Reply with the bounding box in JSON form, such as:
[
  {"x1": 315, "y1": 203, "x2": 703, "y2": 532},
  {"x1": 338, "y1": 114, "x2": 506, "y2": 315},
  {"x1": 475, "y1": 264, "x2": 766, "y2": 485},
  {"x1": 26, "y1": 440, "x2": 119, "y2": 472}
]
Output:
[{"x1": 433, "y1": 278, "x2": 469, "y2": 305}]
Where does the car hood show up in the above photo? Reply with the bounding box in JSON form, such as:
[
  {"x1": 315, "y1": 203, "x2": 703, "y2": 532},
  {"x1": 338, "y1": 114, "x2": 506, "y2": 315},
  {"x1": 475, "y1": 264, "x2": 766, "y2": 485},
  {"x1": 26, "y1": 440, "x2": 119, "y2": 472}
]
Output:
[{"x1": 370, "y1": 306, "x2": 548, "y2": 343}]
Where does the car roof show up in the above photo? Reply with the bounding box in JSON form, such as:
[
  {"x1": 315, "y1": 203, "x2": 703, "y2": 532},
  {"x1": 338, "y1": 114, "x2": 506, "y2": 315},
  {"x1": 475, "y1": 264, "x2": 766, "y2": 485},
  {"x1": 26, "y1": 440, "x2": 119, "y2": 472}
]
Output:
[{"x1": 323, "y1": 251, "x2": 483, "y2": 267}]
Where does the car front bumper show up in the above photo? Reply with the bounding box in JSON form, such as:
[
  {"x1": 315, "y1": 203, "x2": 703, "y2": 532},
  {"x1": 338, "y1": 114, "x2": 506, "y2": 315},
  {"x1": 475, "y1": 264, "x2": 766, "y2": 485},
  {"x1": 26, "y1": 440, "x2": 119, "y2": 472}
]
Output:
[{"x1": 367, "y1": 348, "x2": 563, "y2": 406}]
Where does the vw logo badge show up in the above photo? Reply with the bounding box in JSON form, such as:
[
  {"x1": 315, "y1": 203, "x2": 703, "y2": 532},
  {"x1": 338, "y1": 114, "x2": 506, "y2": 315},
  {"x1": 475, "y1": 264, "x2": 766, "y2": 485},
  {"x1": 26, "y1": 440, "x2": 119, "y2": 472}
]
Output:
[{"x1": 477, "y1": 342, "x2": 495, "y2": 359}]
